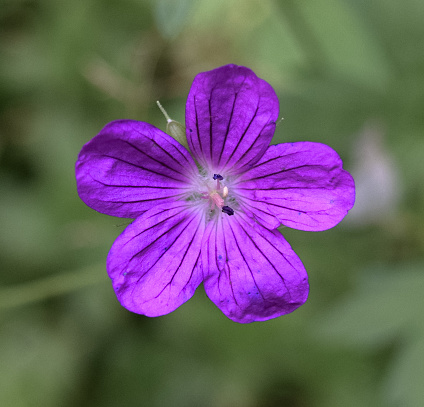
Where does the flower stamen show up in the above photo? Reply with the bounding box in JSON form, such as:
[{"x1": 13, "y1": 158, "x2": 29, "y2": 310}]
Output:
[
  {"x1": 222, "y1": 206, "x2": 234, "y2": 216},
  {"x1": 200, "y1": 174, "x2": 235, "y2": 215}
]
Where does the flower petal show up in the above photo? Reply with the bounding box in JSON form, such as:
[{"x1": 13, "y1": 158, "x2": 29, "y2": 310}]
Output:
[
  {"x1": 202, "y1": 212, "x2": 309, "y2": 323},
  {"x1": 185, "y1": 64, "x2": 279, "y2": 174},
  {"x1": 76, "y1": 120, "x2": 198, "y2": 218},
  {"x1": 107, "y1": 201, "x2": 205, "y2": 317},
  {"x1": 235, "y1": 142, "x2": 355, "y2": 231}
]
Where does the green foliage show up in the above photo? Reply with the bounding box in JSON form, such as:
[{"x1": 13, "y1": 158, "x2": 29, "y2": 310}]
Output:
[
  {"x1": 153, "y1": 0, "x2": 194, "y2": 39},
  {"x1": 316, "y1": 263, "x2": 424, "y2": 407},
  {"x1": 1, "y1": 0, "x2": 424, "y2": 406}
]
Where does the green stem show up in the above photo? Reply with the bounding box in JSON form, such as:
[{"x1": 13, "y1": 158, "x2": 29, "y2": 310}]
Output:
[{"x1": 0, "y1": 263, "x2": 106, "y2": 310}]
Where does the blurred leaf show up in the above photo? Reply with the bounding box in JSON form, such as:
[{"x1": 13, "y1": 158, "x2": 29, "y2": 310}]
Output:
[
  {"x1": 293, "y1": 0, "x2": 392, "y2": 89},
  {"x1": 315, "y1": 263, "x2": 424, "y2": 347},
  {"x1": 236, "y1": 3, "x2": 306, "y2": 85},
  {"x1": 0, "y1": 186, "x2": 57, "y2": 274},
  {"x1": 383, "y1": 337, "x2": 424, "y2": 407},
  {"x1": 346, "y1": 0, "x2": 424, "y2": 72},
  {"x1": 315, "y1": 263, "x2": 424, "y2": 407},
  {"x1": 0, "y1": 312, "x2": 81, "y2": 407},
  {"x1": 153, "y1": 0, "x2": 194, "y2": 39}
]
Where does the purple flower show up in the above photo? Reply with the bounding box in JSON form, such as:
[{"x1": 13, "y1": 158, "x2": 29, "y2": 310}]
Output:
[{"x1": 76, "y1": 64, "x2": 355, "y2": 323}]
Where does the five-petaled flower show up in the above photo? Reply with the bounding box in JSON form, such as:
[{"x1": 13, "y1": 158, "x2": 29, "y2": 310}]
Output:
[{"x1": 76, "y1": 64, "x2": 355, "y2": 323}]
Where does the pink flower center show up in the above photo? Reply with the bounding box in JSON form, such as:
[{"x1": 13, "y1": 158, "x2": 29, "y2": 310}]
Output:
[{"x1": 201, "y1": 174, "x2": 234, "y2": 215}]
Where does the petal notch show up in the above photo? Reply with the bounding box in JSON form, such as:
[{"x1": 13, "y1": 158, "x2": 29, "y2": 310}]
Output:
[{"x1": 202, "y1": 212, "x2": 309, "y2": 323}]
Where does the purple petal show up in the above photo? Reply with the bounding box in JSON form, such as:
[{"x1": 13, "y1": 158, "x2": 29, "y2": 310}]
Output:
[
  {"x1": 235, "y1": 142, "x2": 355, "y2": 231},
  {"x1": 185, "y1": 64, "x2": 279, "y2": 174},
  {"x1": 202, "y1": 212, "x2": 309, "y2": 323},
  {"x1": 76, "y1": 120, "x2": 198, "y2": 218},
  {"x1": 107, "y1": 201, "x2": 205, "y2": 317}
]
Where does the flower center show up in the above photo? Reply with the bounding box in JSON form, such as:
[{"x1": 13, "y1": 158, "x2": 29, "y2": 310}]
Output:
[{"x1": 201, "y1": 174, "x2": 234, "y2": 216}]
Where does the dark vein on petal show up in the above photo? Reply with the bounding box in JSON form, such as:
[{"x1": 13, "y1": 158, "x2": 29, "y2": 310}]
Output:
[
  {"x1": 239, "y1": 190, "x2": 327, "y2": 228},
  {"x1": 213, "y1": 220, "x2": 220, "y2": 294},
  {"x1": 221, "y1": 98, "x2": 260, "y2": 170},
  {"x1": 194, "y1": 95, "x2": 204, "y2": 160},
  {"x1": 243, "y1": 219, "x2": 299, "y2": 281},
  {"x1": 217, "y1": 91, "x2": 238, "y2": 166},
  {"x1": 108, "y1": 194, "x2": 184, "y2": 204},
  {"x1": 239, "y1": 195, "x2": 308, "y2": 215},
  {"x1": 236, "y1": 185, "x2": 330, "y2": 192},
  {"x1": 133, "y1": 210, "x2": 199, "y2": 285},
  {"x1": 221, "y1": 73, "x2": 251, "y2": 166},
  {"x1": 237, "y1": 164, "x2": 320, "y2": 183},
  {"x1": 235, "y1": 217, "x2": 291, "y2": 296},
  {"x1": 208, "y1": 97, "x2": 213, "y2": 164},
  {"x1": 139, "y1": 204, "x2": 188, "y2": 225},
  {"x1": 219, "y1": 216, "x2": 236, "y2": 304},
  {"x1": 232, "y1": 117, "x2": 271, "y2": 169},
  {"x1": 181, "y1": 250, "x2": 202, "y2": 295},
  {"x1": 228, "y1": 219, "x2": 265, "y2": 301},
  {"x1": 238, "y1": 151, "x2": 298, "y2": 173},
  {"x1": 102, "y1": 154, "x2": 185, "y2": 183},
  {"x1": 243, "y1": 148, "x2": 340, "y2": 174},
  {"x1": 92, "y1": 178, "x2": 189, "y2": 190},
  {"x1": 185, "y1": 249, "x2": 202, "y2": 290},
  {"x1": 122, "y1": 206, "x2": 187, "y2": 248},
  {"x1": 154, "y1": 211, "x2": 204, "y2": 299},
  {"x1": 215, "y1": 217, "x2": 224, "y2": 297},
  {"x1": 237, "y1": 197, "x2": 277, "y2": 219},
  {"x1": 256, "y1": 200, "x2": 307, "y2": 214},
  {"x1": 122, "y1": 140, "x2": 192, "y2": 181},
  {"x1": 131, "y1": 126, "x2": 194, "y2": 169},
  {"x1": 119, "y1": 209, "x2": 189, "y2": 281}
]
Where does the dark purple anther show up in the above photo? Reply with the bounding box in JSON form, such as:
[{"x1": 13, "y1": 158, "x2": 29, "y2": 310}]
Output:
[
  {"x1": 222, "y1": 206, "x2": 234, "y2": 216},
  {"x1": 213, "y1": 174, "x2": 223, "y2": 180}
]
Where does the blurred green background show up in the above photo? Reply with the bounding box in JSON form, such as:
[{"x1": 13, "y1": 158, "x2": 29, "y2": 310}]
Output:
[{"x1": 1, "y1": 0, "x2": 424, "y2": 406}]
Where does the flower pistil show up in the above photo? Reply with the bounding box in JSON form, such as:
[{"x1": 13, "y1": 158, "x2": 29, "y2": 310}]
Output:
[{"x1": 201, "y1": 174, "x2": 234, "y2": 215}]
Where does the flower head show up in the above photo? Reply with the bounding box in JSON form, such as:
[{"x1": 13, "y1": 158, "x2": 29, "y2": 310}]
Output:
[{"x1": 76, "y1": 64, "x2": 355, "y2": 323}]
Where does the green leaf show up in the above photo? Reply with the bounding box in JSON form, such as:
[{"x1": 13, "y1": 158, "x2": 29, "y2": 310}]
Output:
[
  {"x1": 315, "y1": 263, "x2": 424, "y2": 407},
  {"x1": 295, "y1": 0, "x2": 392, "y2": 89},
  {"x1": 153, "y1": 0, "x2": 194, "y2": 39},
  {"x1": 383, "y1": 337, "x2": 424, "y2": 407},
  {"x1": 0, "y1": 312, "x2": 81, "y2": 407},
  {"x1": 315, "y1": 263, "x2": 424, "y2": 347}
]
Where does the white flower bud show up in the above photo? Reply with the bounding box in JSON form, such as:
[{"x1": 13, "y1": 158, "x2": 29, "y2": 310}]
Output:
[{"x1": 156, "y1": 101, "x2": 189, "y2": 150}]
